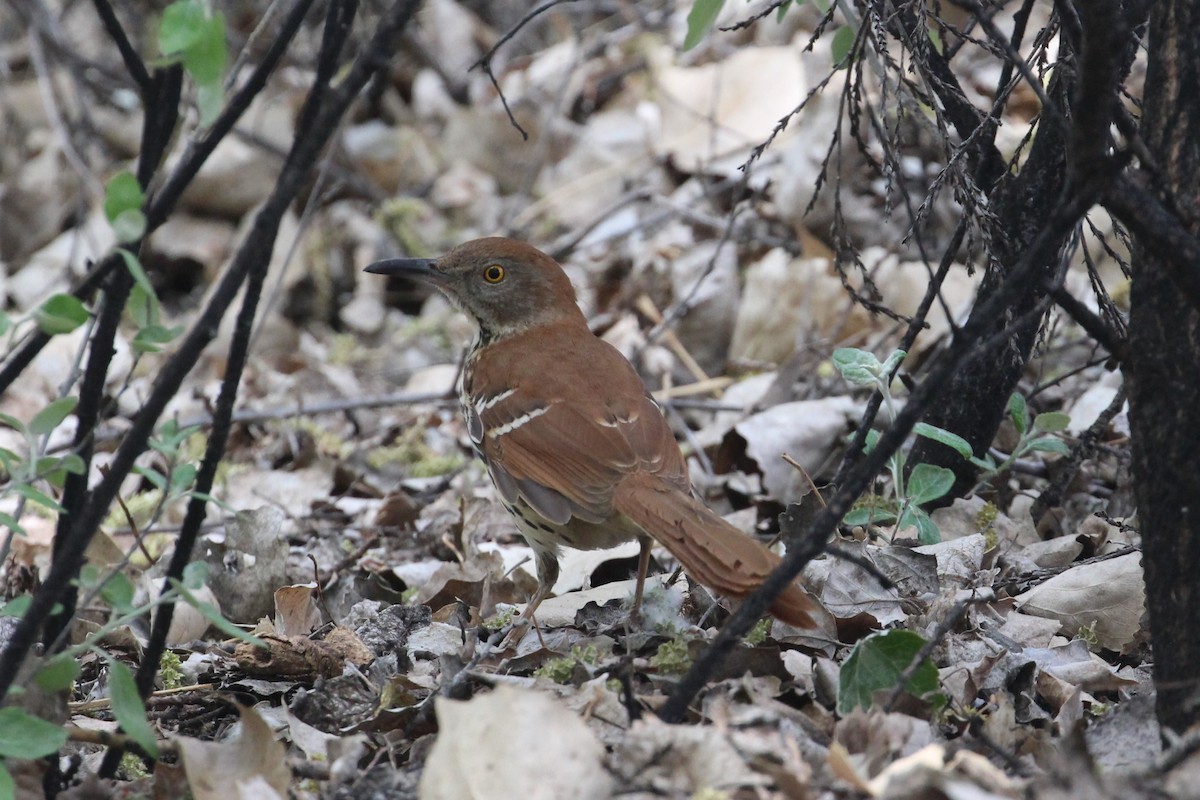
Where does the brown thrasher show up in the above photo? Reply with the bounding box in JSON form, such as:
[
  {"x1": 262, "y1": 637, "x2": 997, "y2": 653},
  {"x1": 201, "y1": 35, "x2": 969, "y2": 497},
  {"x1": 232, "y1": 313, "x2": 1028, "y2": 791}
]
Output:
[{"x1": 366, "y1": 238, "x2": 815, "y2": 628}]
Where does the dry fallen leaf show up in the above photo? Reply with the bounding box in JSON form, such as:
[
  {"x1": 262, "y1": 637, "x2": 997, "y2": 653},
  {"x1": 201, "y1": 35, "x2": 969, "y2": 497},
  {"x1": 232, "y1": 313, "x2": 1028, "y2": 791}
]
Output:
[
  {"x1": 419, "y1": 684, "x2": 614, "y2": 800},
  {"x1": 609, "y1": 718, "x2": 771, "y2": 794},
  {"x1": 726, "y1": 396, "x2": 860, "y2": 505},
  {"x1": 274, "y1": 584, "x2": 323, "y2": 637},
  {"x1": 176, "y1": 703, "x2": 290, "y2": 800},
  {"x1": 1015, "y1": 552, "x2": 1145, "y2": 651}
]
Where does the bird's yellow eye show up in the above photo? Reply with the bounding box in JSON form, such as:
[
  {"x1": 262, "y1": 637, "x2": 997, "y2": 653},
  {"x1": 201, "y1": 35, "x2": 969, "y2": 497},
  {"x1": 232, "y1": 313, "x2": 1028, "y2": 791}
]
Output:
[{"x1": 483, "y1": 264, "x2": 506, "y2": 284}]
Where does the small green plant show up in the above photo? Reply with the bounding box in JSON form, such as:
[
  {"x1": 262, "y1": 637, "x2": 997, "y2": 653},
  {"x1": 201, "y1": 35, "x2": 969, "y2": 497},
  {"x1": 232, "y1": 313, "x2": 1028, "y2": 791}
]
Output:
[
  {"x1": 834, "y1": 349, "x2": 1070, "y2": 544},
  {"x1": 745, "y1": 617, "x2": 772, "y2": 646},
  {"x1": 975, "y1": 500, "x2": 1000, "y2": 549},
  {"x1": 1076, "y1": 621, "x2": 1099, "y2": 647},
  {"x1": 159, "y1": 651, "x2": 185, "y2": 690},
  {"x1": 913, "y1": 391, "x2": 1070, "y2": 491},
  {"x1": 834, "y1": 348, "x2": 954, "y2": 544},
  {"x1": 118, "y1": 752, "x2": 151, "y2": 780},
  {"x1": 650, "y1": 635, "x2": 693, "y2": 675},
  {"x1": 534, "y1": 645, "x2": 601, "y2": 684}
]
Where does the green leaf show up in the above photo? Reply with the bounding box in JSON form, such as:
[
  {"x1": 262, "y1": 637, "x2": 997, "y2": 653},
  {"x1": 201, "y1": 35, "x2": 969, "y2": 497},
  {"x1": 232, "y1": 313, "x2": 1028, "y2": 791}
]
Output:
[
  {"x1": 159, "y1": 0, "x2": 206, "y2": 55},
  {"x1": 843, "y1": 505, "x2": 897, "y2": 528},
  {"x1": 35, "y1": 654, "x2": 81, "y2": 692},
  {"x1": 171, "y1": 579, "x2": 266, "y2": 647},
  {"x1": 0, "y1": 595, "x2": 31, "y2": 618},
  {"x1": 0, "y1": 310, "x2": 11, "y2": 337},
  {"x1": 119, "y1": 249, "x2": 156, "y2": 296},
  {"x1": 0, "y1": 761, "x2": 14, "y2": 800},
  {"x1": 683, "y1": 0, "x2": 726, "y2": 51},
  {"x1": 127, "y1": 284, "x2": 158, "y2": 330},
  {"x1": 100, "y1": 572, "x2": 136, "y2": 614},
  {"x1": 1024, "y1": 436, "x2": 1070, "y2": 456},
  {"x1": 197, "y1": 82, "x2": 225, "y2": 127},
  {"x1": 912, "y1": 423, "x2": 973, "y2": 459},
  {"x1": 103, "y1": 172, "x2": 144, "y2": 223},
  {"x1": 29, "y1": 397, "x2": 78, "y2": 437},
  {"x1": 150, "y1": 421, "x2": 199, "y2": 456},
  {"x1": 0, "y1": 708, "x2": 67, "y2": 759},
  {"x1": 1007, "y1": 392, "x2": 1029, "y2": 435},
  {"x1": 183, "y1": 12, "x2": 227, "y2": 84},
  {"x1": 133, "y1": 465, "x2": 169, "y2": 491},
  {"x1": 169, "y1": 463, "x2": 197, "y2": 495},
  {"x1": 775, "y1": 0, "x2": 794, "y2": 22},
  {"x1": 108, "y1": 660, "x2": 159, "y2": 758},
  {"x1": 132, "y1": 324, "x2": 183, "y2": 354},
  {"x1": 13, "y1": 483, "x2": 64, "y2": 513},
  {"x1": 969, "y1": 454, "x2": 996, "y2": 471},
  {"x1": 34, "y1": 294, "x2": 89, "y2": 335},
  {"x1": 189, "y1": 491, "x2": 233, "y2": 512},
  {"x1": 899, "y1": 506, "x2": 940, "y2": 544},
  {"x1": 906, "y1": 463, "x2": 955, "y2": 505},
  {"x1": 36, "y1": 454, "x2": 86, "y2": 489},
  {"x1": 831, "y1": 26, "x2": 856, "y2": 68},
  {"x1": 832, "y1": 347, "x2": 882, "y2": 387},
  {"x1": 111, "y1": 209, "x2": 146, "y2": 244},
  {"x1": 182, "y1": 561, "x2": 209, "y2": 591},
  {"x1": 837, "y1": 629, "x2": 940, "y2": 714},
  {"x1": 1032, "y1": 412, "x2": 1071, "y2": 433},
  {"x1": 0, "y1": 513, "x2": 25, "y2": 537},
  {"x1": 58, "y1": 454, "x2": 86, "y2": 475},
  {"x1": 879, "y1": 349, "x2": 907, "y2": 377}
]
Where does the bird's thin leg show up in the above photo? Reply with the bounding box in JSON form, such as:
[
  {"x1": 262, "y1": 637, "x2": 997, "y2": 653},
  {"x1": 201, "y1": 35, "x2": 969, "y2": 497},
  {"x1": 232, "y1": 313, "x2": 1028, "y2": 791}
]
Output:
[
  {"x1": 630, "y1": 536, "x2": 652, "y2": 620},
  {"x1": 501, "y1": 548, "x2": 559, "y2": 648},
  {"x1": 523, "y1": 548, "x2": 559, "y2": 622}
]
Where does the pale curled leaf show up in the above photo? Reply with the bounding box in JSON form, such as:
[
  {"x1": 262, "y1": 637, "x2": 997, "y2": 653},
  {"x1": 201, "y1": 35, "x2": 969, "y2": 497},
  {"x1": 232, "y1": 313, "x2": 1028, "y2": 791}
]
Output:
[{"x1": 1015, "y1": 553, "x2": 1145, "y2": 651}]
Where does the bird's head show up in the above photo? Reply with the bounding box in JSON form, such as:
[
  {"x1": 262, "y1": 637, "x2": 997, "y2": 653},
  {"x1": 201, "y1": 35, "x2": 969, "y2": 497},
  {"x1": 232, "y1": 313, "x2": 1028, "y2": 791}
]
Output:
[{"x1": 365, "y1": 237, "x2": 583, "y2": 340}]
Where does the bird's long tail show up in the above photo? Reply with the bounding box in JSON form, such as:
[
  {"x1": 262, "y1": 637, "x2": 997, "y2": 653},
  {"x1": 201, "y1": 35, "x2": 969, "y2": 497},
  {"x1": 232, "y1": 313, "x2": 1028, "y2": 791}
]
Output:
[{"x1": 612, "y1": 472, "x2": 817, "y2": 628}]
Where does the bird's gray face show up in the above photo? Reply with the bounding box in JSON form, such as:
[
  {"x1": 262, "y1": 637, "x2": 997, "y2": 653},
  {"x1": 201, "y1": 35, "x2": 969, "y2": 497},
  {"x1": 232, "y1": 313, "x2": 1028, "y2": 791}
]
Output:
[{"x1": 364, "y1": 237, "x2": 579, "y2": 339}]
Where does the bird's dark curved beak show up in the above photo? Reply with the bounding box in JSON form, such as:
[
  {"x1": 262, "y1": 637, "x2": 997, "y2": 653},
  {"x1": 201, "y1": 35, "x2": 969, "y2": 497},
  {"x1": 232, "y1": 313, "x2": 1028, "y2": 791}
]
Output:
[{"x1": 364, "y1": 257, "x2": 441, "y2": 282}]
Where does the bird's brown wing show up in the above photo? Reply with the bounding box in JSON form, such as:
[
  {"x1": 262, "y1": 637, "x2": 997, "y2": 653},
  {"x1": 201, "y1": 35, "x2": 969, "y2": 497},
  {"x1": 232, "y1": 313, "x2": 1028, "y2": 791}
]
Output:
[{"x1": 467, "y1": 324, "x2": 686, "y2": 524}]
